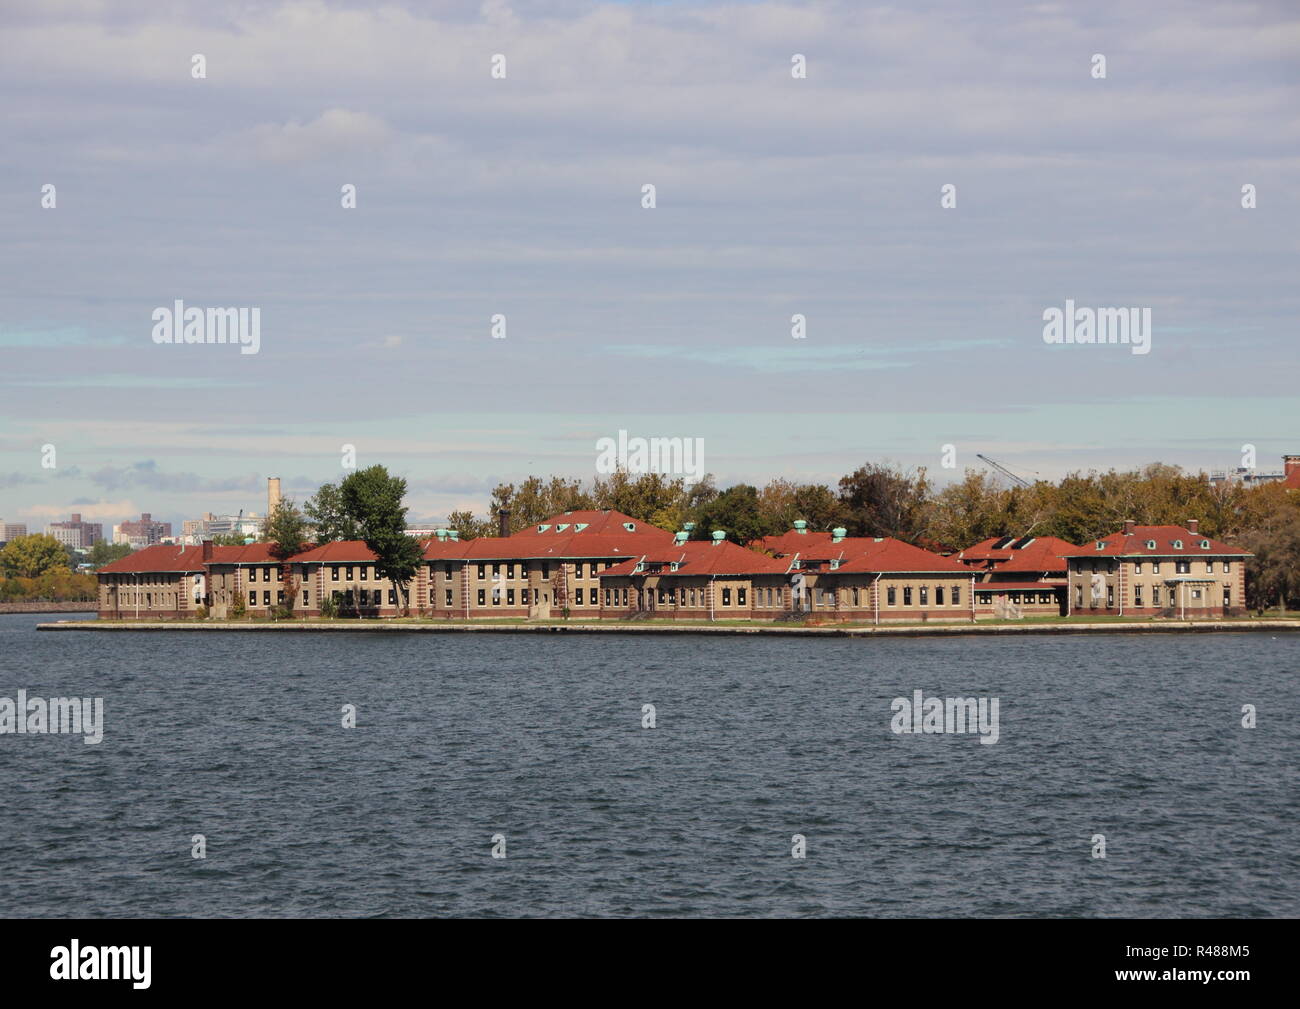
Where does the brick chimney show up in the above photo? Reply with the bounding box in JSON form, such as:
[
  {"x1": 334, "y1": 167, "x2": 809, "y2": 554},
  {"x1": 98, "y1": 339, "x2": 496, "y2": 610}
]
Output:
[
  {"x1": 202, "y1": 539, "x2": 213, "y2": 562},
  {"x1": 1187, "y1": 519, "x2": 1199, "y2": 534},
  {"x1": 267, "y1": 477, "x2": 282, "y2": 515},
  {"x1": 1123, "y1": 519, "x2": 1135, "y2": 535},
  {"x1": 498, "y1": 508, "x2": 511, "y2": 539},
  {"x1": 1285, "y1": 455, "x2": 1300, "y2": 478}
]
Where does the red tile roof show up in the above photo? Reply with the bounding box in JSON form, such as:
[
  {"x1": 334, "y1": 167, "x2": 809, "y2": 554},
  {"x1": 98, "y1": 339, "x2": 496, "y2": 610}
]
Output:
[
  {"x1": 422, "y1": 511, "x2": 672, "y2": 562},
  {"x1": 600, "y1": 539, "x2": 790, "y2": 578},
  {"x1": 957, "y1": 536, "x2": 1077, "y2": 575},
  {"x1": 1061, "y1": 525, "x2": 1251, "y2": 557},
  {"x1": 289, "y1": 540, "x2": 380, "y2": 564},
  {"x1": 828, "y1": 538, "x2": 969, "y2": 574},
  {"x1": 753, "y1": 529, "x2": 834, "y2": 555},
  {"x1": 97, "y1": 544, "x2": 208, "y2": 573}
]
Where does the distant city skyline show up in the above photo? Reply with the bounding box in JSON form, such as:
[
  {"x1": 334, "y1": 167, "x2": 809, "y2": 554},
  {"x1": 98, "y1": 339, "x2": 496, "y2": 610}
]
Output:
[{"x1": 3, "y1": 0, "x2": 1297, "y2": 530}]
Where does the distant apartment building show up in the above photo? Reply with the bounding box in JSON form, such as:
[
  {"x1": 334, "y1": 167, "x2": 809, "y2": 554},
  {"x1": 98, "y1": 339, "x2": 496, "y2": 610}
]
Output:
[
  {"x1": 45, "y1": 514, "x2": 104, "y2": 548},
  {"x1": 1, "y1": 521, "x2": 29, "y2": 544},
  {"x1": 113, "y1": 513, "x2": 171, "y2": 548},
  {"x1": 181, "y1": 512, "x2": 264, "y2": 544}
]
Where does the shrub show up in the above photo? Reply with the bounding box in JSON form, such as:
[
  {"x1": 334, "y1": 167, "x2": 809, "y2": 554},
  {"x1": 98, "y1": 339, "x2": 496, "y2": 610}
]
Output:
[
  {"x1": 319, "y1": 594, "x2": 338, "y2": 619},
  {"x1": 193, "y1": 605, "x2": 208, "y2": 619},
  {"x1": 230, "y1": 593, "x2": 247, "y2": 619}
]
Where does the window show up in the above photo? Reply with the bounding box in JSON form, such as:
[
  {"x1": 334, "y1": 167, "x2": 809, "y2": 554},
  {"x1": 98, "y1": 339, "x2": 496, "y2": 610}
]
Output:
[
  {"x1": 303, "y1": 590, "x2": 309, "y2": 605},
  {"x1": 1152, "y1": 587, "x2": 1160, "y2": 606},
  {"x1": 477, "y1": 564, "x2": 486, "y2": 579},
  {"x1": 1145, "y1": 540, "x2": 1156, "y2": 549},
  {"x1": 920, "y1": 587, "x2": 928, "y2": 605},
  {"x1": 542, "y1": 563, "x2": 550, "y2": 578},
  {"x1": 1106, "y1": 586, "x2": 1114, "y2": 607},
  {"x1": 888, "y1": 587, "x2": 897, "y2": 606},
  {"x1": 953, "y1": 586, "x2": 960, "y2": 606},
  {"x1": 1206, "y1": 561, "x2": 1214, "y2": 573},
  {"x1": 387, "y1": 590, "x2": 395, "y2": 605},
  {"x1": 331, "y1": 566, "x2": 339, "y2": 581},
  {"x1": 722, "y1": 588, "x2": 732, "y2": 606},
  {"x1": 604, "y1": 589, "x2": 611, "y2": 606},
  {"x1": 346, "y1": 566, "x2": 354, "y2": 580},
  {"x1": 1075, "y1": 587, "x2": 1083, "y2": 607},
  {"x1": 249, "y1": 567, "x2": 258, "y2": 582},
  {"x1": 1175, "y1": 560, "x2": 1190, "y2": 574},
  {"x1": 1095, "y1": 541, "x2": 1105, "y2": 550},
  {"x1": 1201, "y1": 540, "x2": 1210, "y2": 549},
  {"x1": 444, "y1": 563, "x2": 453, "y2": 577},
  {"x1": 852, "y1": 588, "x2": 860, "y2": 607},
  {"x1": 477, "y1": 589, "x2": 485, "y2": 606},
  {"x1": 1191, "y1": 589, "x2": 1202, "y2": 600},
  {"x1": 1152, "y1": 562, "x2": 1160, "y2": 574},
  {"x1": 621, "y1": 588, "x2": 628, "y2": 607},
  {"x1": 507, "y1": 589, "x2": 515, "y2": 605},
  {"x1": 248, "y1": 591, "x2": 257, "y2": 605},
  {"x1": 576, "y1": 588, "x2": 585, "y2": 606},
  {"x1": 263, "y1": 591, "x2": 271, "y2": 606},
  {"x1": 358, "y1": 589, "x2": 368, "y2": 606},
  {"x1": 360, "y1": 566, "x2": 368, "y2": 581},
  {"x1": 445, "y1": 589, "x2": 453, "y2": 607},
  {"x1": 1134, "y1": 587, "x2": 1143, "y2": 607},
  {"x1": 1010, "y1": 593, "x2": 1021, "y2": 604},
  {"x1": 935, "y1": 587, "x2": 944, "y2": 606},
  {"x1": 1172, "y1": 540, "x2": 1183, "y2": 550},
  {"x1": 737, "y1": 588, "x2": 747, "y2": 606},
  {"x1": 277, "y1": 590, "x2": 284, "y2": 604},
  {"x1": 903, "y1": 587, "x2": 912, "y2": 606},
  {"x1": 1135, "y1": 562, "x2": 1143, "y2": 574},
  {"x1": 1223, "y1": 588, "x2": 1231, "y2": 607}
]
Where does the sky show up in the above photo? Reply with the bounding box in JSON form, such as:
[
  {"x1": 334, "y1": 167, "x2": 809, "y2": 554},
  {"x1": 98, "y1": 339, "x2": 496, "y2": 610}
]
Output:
[{"x1": 1, "y1": 0, "x2": 1298, "y2": 533}]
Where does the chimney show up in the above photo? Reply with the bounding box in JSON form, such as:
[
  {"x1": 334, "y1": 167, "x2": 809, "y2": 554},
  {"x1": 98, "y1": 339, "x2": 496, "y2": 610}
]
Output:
[
  {"x1": 1123, "y1": 519, "x2": 1135, "y2": 535},
  {"x1": 1187, "y1": 519, "x2": 1199, "y2": 534},
  {"x1": 711, "y1": 529, "x2": 726, "y2": 546},
  {"x1": 498, "y1": 508, "x2": 511, "y2": 539},
  {"x1": 793, "y1": 519, "x2": 808, "y2": 534},
  {"x1": 71, "y1": 513, "x2": 81, "y2": 523},
  {"x1": 202, "y1": 539, "x2": 213, "y2": 562},
  {"x1": 832, "y1": 526, "x2": 847, "y2": 543},
  {"x1": 268, "y1": 477, "x2": 282, "y2": 514},
  {"x1": 1285, "y1": 455, "x2": 1300, "y2": 478}
]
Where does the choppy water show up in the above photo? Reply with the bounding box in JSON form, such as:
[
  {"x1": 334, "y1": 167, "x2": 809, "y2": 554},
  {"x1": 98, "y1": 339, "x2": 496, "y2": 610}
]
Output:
[{"x1": 2, "y1": 613, "x2": 1297, "y2": 917}]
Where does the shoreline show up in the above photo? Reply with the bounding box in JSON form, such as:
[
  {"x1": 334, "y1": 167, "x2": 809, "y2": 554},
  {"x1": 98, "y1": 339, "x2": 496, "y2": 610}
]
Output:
[{"x1": 35, "y1": 618, "x2": 1300, "y2": 637}]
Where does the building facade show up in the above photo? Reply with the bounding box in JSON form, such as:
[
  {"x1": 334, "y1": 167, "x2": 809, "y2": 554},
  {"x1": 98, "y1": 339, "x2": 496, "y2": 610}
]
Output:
[
  {"x1": 957, "y1": 535, "x2": 1078, "y2": 617},
  {"x1": 1063, "y1": 520, "x2": 1250, "y2": 618},
  {"x1": 46, "y1": 514, "x2": 104, "y2": 548},
  {"x1": 113, "y1": 513, "x2": 172, "y2": 548}
]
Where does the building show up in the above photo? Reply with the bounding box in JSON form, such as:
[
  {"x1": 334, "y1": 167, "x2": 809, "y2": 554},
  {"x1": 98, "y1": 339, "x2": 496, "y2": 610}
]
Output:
[
  {"x1": 598, "y1": 531, "x2": 791, "y2": 618},
  {"x1": 1062, "y1": 520, "x2": 1250, "y2": 618},
  {"x1": 1, "y1": 521, "x2": 28, "y2": 544},
  {"x1": 755, "y1": 522, "x2": 974, "y2": 622},
  {"x1": 181, "y1": 512, "x2": 264, "y2": 545},
  {"x1": 113, "y1": 513, "x2": 172, "y2": 548},
  {"x1": 1207, "y1": 453, "x2": 1300, "y2": 488},
  {"x1": 956, "y1": 535, "x2": 1078, "y2": 617},
  {"x1": 45, "y1": 514, "x2": 104, "y2": 548}
]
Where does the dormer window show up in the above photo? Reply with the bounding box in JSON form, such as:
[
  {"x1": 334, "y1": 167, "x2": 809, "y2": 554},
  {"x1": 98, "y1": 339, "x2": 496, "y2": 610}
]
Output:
[
  {"x1": 1200, "y1": 540, "x2": 1210, "y2": 549},
  {"x1": 1172, "y1": 539, "x2": 1183, "y2": 550},
  {"x1": 623, "y1": 522, "x2": 636, "y2": 532},
  {"x1": 575, "y1": 523, "x2": 589, "y2": 533},
  {"x1": 1145, "y1": 540, "x2": 1156, "y2": 549},
  {"x1": 1095, "y1": 542, "x2": 1105, "y2": 550},
  {"x1": 556, "y1": 523, "x2": 569, "y2": 532},
  {"x1": 537, "y1": 524, "x2": 550, "y2": 533}
]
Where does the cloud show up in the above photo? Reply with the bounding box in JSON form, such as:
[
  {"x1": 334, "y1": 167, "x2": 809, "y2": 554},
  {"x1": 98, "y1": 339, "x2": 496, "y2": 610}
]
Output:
[{"x1": 244, "y1": 108, "x2": 394, "y2": 163}]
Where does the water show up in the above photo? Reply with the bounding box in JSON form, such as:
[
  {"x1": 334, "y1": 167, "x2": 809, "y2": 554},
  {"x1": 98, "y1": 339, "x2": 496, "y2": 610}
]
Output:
[{"x1": 2, "y1": 613, "x2": 1297, "y2": 917}]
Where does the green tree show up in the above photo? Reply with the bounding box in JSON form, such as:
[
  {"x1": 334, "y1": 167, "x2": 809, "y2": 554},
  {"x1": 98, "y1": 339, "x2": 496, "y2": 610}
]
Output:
[
  {"x1": 263, "y1": 499, "x2": 310, "y2": 615},
  {"x1": 339, "y1": 465, "x2": 424, "y2": 614},
  {"x1": 89, "y1": 541, "x2": 133, "y2": 568},
  {"x1": 305, "y1": 480, "x2": 360, "y2": 544},
  {"x1": 1, "y1": 534, "x2": 71, "y2": 579},
  {"x1": 689, "y1": 484, "x2": 777, "y2": 544}
]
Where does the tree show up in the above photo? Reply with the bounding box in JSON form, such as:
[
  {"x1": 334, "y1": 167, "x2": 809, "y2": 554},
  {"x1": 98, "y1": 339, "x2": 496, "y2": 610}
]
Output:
[
  {"x1": 89, "y1": 541, "x2": 133, "y2": 568},
  {"x1": 209, "y1": 532, "x2": 250, "y2": 546},
  {"x1": 263, "y1": 499, "x2": 310, "y2": 616},
  {"x1": 837, "y1": 462, "x2": 932, "y2": 542},
  {"x1": 689, "y1": 484, "x2": 778, "y2": 544},
  {"x1": 339, "y1": 465, "x2": 424, "y2": 615},
  {"x1": 1, "y1": 534, "x2": 71, "y2": 579},
  {"x1": 305, "y1": 480, "x2": 360, "y2": 544},
  {"x1": 446, "y1": 509, "x2": 492, "y2": 540}
]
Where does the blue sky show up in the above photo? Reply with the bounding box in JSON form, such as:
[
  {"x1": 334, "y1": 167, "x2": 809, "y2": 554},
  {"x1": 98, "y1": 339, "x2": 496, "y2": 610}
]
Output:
[{"x1": 2, "y1": 0, "x2": 1298, "y2": 532}]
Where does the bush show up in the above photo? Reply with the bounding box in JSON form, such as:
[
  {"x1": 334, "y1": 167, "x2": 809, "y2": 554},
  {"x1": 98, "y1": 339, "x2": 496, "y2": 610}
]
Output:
[
  {"x1": 319, "y1": 594, "x2": 338, "y2": 619},
  {"x1": 271, "y1": 604, "x2": 294, "y2": 621},
  {"x1": 193, "y1": 605, "x2": 208, "y2": 619},
  {"x1": 230, "y1": 593, "x2": 247, "y2": 619}
]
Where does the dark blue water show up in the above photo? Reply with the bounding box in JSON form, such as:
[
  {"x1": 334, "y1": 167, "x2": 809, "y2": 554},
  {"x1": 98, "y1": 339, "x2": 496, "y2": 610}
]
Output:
[{"x1": 2, "y1": 613, "x2": 1297, "y2": 917}]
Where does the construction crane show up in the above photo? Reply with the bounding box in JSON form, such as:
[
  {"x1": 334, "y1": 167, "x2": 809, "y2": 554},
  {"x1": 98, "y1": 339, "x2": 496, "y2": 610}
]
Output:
[{"x1": 977, "y1": 454, "x2": 1035, "y2": 488}]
